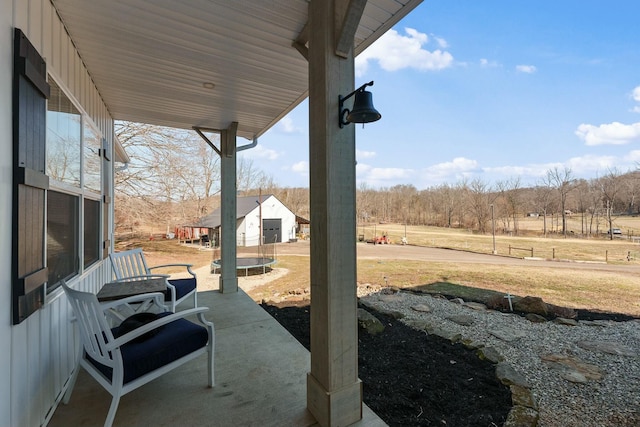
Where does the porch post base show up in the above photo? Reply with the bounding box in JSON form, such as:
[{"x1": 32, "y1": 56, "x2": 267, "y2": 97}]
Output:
[
  {"x1": 218, "y1": 276, "x2": 238, "y2": 294},
  {"x1": 307, "y1": 373, "x2": 362, "y2": 427}
]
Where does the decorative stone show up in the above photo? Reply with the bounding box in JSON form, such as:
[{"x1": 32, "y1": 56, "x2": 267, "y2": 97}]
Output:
[
  {"x1": 489, "y1": 327, "x2": 526, "y2": 342},
  {"x1": 461, "y1": 338, "x2": 484, "y2": 350},
  {"x1": 411, "y1": 303, "x2": 432, "y2": 313},
  {"x1": 561, "y1": 371, "x2": 588, "y2": 383},
  {"x1": 495, "y1": 362, "x2": 531, "y2": 388},
  {"x1": 370, "y1": 304, "x2": 406, "y2": 319},
  {"x1": 403, "y1": 319, "x2": 435, "y2": 334},
  {"x1": 446, "y1": 314, "x2": 475, "y2": 326},
  {"x1": 464, "y1": 301, "x2": 487, "y2": 311},
  {"x1": 378, "y1": 294, "x2": 402, "y2": 303},
  {"x1": 504, "y1": 405, "x2": 539, "y2": 427},
  {"x1": 430, "y1": 327, "x2": 461, "y2": 343},
  {"x1": 510, "y1": 384, "x2": 538, "y2": 409},
  {"x1": 386, "y1": 310, "x2": 406, "y2": 320},
  {"x1": 477, "y1": 346, "x2": 504, "y2": 364},
  {"x1": 525, "y1": 313, "x2": 547, "y2": 323},
  {"x1": 450, "y1": 298, "x2": 465, "y2": 304},
  {"x1": 513, "y1": 296, "x2": 548, "y2": 316},
  {"x1": 357, "y1": 308, "x2": 384, "y2": 335},
  {"x1": 579, "y1": 320, "x2": 607, "y2": 327},
  {"x1": 553, "y1": 317, "x2": 579, "y2": 326},
  {"x1": 577, "y1": 340, "x2": 637, "y2": 357},
  {"x1": 540, "y1": 353, "x2": 603, "y2": 381}
]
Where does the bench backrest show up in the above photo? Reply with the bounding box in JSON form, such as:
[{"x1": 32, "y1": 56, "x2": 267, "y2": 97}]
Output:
[{"x1": 110, "y1": 248, "x2": 150, "y2": 280}]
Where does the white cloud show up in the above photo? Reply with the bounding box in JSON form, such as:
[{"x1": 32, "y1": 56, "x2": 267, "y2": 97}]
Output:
[
  {"x1": 487, "y1": 155, "x2": 621, "y2": 181},
  {"x1": 422, "y1": 157, "x2": 480, "y2": 183},
  {"x1": 480, "y1": 58, "x2": 500, "y2": 68},
  {"x1": 291, "y1": 161, "x2": 309, "y2": 173},
  {"x1": 277, "y1": 116, "x2": 301, "y2": 133},
  {"x1": 484, "y1": 165, "x2": 550, "y2": 178},
  {"x1": 623, "y1": 150, "x2": 640, "y2": 163},
  {"x1": 516, "y1": 65, "x2": 537, "y2": 73},
  {"x1": 564, "y1": 154, "x2": 617, "y2": 174},
  {"x1": 355, "y1": 28, "x2": 454, "y2": 77},
  {"x1": 433, "y1": 36, "x2": 449, "y2": 48},
  {"x1": 356, "y1": 149, "x2": 376, "y2": 159},
  {"x1": 356, "y1": 163, "x2": 415, "y2": 186},
  {"x1": 632, "y1": 86, "x2": 640, "y2": 113},
  {"x1": 239, "y1": 144, "x2": 280, "y2": 160},
  {"x1": 575, "y1": 122, "x2": 640, "y2": 146}
]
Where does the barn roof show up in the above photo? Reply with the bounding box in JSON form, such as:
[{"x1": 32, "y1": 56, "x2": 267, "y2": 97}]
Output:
[{"x1": 189, "y1": 194, "x2": 279, "y2": 228}]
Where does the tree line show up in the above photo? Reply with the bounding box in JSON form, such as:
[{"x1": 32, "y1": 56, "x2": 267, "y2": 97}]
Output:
[
  {"x1": 357, "y1": 167, "x2": 640, "y2": 239},
  {"x1": 114, "y1": 123, "x2": 639, "y2": 239}
]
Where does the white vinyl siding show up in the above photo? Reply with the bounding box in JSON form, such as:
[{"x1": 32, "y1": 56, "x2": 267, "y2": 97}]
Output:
[{"x1": 2, "y1": 1, "x2": 115, "y2": 426}]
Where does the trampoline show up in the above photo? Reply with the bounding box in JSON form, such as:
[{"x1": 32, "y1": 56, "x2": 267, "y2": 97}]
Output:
[{"x1": 210, "y1": 257, "x2": 276, "y2": 276}]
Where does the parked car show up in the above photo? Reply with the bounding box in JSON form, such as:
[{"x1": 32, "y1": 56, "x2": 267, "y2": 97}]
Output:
[{"x1": 608, "y1": 228, "x2": 622, "y2": 235}]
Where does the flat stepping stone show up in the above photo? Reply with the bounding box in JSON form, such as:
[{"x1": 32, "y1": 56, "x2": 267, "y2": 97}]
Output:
[
  {"x1": 577, "y1": 340, "x2": 636, "y2": 357},
  {"x1": 553, "y1": 317, "x2": 579, "y2": 326},
  {"x1": 357, "y1": 308, "x2": 384, "y2": 335},
  {"x1": 464, "y1": 301, "x2": 487, "y2": 311},
  {"x1": 477, "y1": 346, "x2": 504, "y2": 363},
  {"x1": 411, "y1": 303, "x2": 431, "y2": 313},
  {"x1": 430, "y1": 326, "x2": 461, "y2": 343},
  {"x1": 540, "y1": 353, "x2": 603, "y2": 382},
  {"x1": 447, "y1": 314, "x2": 475, "y2": 326},
  {"x1": 525, "y1": 313, "x2": 547, "y2": 323},
  {"x1": 495, "y1": 362, "x2": 531, "y2": 388},
  {"x1": 489, "y1": 327, "x2": 526, "y2": 342}
]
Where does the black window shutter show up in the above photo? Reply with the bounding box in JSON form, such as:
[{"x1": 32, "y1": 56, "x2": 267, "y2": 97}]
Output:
[
  {"x1": 102, "y1": 138, "x2": 111, "y2": 259},
  {"x1": 12, "y1": 28, "x2": 50, "y2": 324}
]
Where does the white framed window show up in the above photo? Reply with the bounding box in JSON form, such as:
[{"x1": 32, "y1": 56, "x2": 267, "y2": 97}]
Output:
[{"x1": 46, "y1": 77, "x2": 105, "y2": 292}]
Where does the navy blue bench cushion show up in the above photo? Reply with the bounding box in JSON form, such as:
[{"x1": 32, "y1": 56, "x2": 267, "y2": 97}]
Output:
[
  {"x1": 166, "y1": 278, "x2": 197, "y2": 301},
  {"x1": 88, "y1": 312, "x2": 208, "y2": 384}
]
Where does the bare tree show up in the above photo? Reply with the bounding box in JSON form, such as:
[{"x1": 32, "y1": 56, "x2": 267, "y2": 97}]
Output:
[
  {"x1": 621, "y1": 170, "x2": 640, "y2": 215},
  {"x1": 466, "y1": 179, "x2": 492, "y2": 233},
  {"x1": 237, "y1": 157, "x2": 276, "y2": 194},
  {"x1": 114, "y1": 122, "x2": 274, "y2": 231},
  {"x1": 546, "y1": 167, "x2": 576, "y2": 236},
  {"x1": 598, "y1": 168, "x2": 624, "y2": 239},
  {"x1": 533, "y1": 179, "x2": 555, "y2": 237},
  {"x1": 496, "y1": 177, "x2": 522, "y2": 234}
]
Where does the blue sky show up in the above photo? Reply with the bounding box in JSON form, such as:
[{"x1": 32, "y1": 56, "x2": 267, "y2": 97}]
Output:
[{"x1": 240, "y1": 1, "x2": 640, "y2": 190}]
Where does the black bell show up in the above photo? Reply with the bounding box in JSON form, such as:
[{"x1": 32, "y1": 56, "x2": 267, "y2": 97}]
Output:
[{"x1": 347, "y1": 90, "x2": 381, "y2": 124}]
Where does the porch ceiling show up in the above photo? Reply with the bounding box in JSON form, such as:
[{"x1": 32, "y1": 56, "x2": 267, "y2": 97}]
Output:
[{"x1": 51, "y1": 0, "x2": 422, "y2": 140}]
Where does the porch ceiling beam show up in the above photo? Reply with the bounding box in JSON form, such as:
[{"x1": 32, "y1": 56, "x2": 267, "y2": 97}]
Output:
[
  {"x1": 293, "y1": 22, "x2": 310, "y2": 60},
  {"x1": 335, "y1": 0, "x2": 367, "y2": 58},
  {"x1": 193, "y1": 126, "x2": 222, "y2": 156}
]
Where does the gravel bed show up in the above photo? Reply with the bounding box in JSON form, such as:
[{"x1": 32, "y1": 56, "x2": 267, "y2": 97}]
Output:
[{"x1": 359, "y1": 289, "x2": 640, "y2": 427}]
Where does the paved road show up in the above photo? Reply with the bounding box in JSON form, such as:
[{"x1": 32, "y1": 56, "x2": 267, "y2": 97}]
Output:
[{"x1": 273, "y1": 240, "x2": 640, "y2": 275}]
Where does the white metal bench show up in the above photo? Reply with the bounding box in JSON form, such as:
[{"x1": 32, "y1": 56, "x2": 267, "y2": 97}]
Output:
[{"x1": 109, "y1": 248, "x2": 198, "y2": 312}]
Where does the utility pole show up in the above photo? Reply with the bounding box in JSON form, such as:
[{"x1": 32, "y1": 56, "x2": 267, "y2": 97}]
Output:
[{"x1": 491, "y1": 204, "x2": 497, "y2": 254}]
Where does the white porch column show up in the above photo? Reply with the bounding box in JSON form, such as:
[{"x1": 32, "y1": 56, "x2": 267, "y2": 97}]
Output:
[
  {"x1": 219, "y1": 122, "x2": 238, "y2": 293},
  {"x1": 306, "y1": 0, "x2": 362, "y2": 425}
]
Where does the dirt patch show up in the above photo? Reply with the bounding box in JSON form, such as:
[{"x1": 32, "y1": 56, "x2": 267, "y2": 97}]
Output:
[{"x1": 261, "y1": 300, "x2": 512, "y2": 427}]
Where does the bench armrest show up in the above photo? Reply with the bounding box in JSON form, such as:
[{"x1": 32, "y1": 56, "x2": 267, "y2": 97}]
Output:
[{"x1": 149, "y1": 264, "x2": 196, "y2": 277}]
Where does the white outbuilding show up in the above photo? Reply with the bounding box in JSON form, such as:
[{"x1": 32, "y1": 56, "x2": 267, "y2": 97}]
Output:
[{"x1": 192, "y1": 194, "x2": 297, "y2": 247}]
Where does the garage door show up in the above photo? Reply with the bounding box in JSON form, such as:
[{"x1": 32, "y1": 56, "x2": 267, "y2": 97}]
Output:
[{"x1": 262, "y1": 219, "x2": 281, "y2": 244}]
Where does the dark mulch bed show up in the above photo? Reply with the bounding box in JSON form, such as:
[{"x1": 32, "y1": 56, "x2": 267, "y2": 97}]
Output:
[{"x1": 261, "y1": 301, "x2": 512, "y2": 427}]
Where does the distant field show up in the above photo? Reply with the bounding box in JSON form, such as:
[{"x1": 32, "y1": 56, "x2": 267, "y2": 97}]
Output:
[
  {"x1": 514, "y1": 214, "x2": 640, "y2": 235},
  {"x1": 360, "y1": 218, "x2": 640, "y2": 265},
  {"x1": 133, "y1": 221, "x2": 640, "y2": 317}
]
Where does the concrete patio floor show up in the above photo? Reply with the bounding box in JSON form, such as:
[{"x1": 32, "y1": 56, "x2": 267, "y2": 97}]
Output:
[{"x1": 48, "y1": 288, "x2": 386, "y2": 427}]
